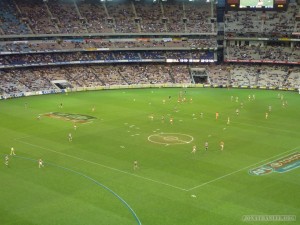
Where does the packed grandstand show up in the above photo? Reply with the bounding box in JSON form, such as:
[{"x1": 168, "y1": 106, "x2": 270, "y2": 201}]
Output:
[{"x1": 1, "y1": 0, "x2": 300, "y2": 98}]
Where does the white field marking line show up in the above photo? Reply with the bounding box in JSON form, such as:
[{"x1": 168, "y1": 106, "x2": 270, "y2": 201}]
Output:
[
  {"x1": 148, "y1": 133, "x2": 193, "y2": 145},
  {"x1": 176, "y1": 139, "x2": 191, "y2": 144},
  {"x1": 187, "y1": 146, "x2": 300, "y2": 191},
  {"x1": 159, "y1": 133, "x2": 193, "y2": 144},
  {"x1": 15, "y1": 138, "x2": 188, "y2": 192},
  {"x1": 14, "y1": 135, "x2": 33, "y2": 141}
]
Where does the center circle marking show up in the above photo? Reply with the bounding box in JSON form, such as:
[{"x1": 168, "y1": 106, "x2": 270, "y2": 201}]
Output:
[
  {"x1": 164, "y1": 136, "x2": 179, "y2": 141},
  {"x1": 148, "y1": 133, "x2": 193, "y2": 145}
]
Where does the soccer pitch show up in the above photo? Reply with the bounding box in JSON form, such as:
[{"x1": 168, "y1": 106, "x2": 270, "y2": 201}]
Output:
[{"x1": 0, "y1": 87, "x2": 299, "y2": 225}]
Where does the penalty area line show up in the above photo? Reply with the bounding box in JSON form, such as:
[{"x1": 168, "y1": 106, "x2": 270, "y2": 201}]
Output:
[
  {"x1": 15, "y1": 138, "x2": 188, "y2": 192},
  {"x1": 187, "y1": 145, "x2": 300, "y2": 191}
]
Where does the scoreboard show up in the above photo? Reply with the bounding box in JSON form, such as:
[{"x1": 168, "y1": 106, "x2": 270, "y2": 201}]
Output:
[{"x1": 226, "y1": 0, "x2": 287, "y2": 10}]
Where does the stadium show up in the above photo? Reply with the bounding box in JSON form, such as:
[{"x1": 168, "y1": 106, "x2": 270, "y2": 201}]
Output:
[{"x1": 0, "y1": 0, "x2": 300, "y2": 224}]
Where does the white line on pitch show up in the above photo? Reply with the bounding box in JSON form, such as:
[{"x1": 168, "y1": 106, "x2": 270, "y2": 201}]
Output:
[
  {"x1": 16, "y1": 139, "x2": 188, "y2": 192},
  {"x1": 187, "y1": 146, "x2": 300, "y2": 191},
  {"x1": 14, "y1": 135, "x2": 33, "y2": 140},
  {"x1": 177, "y1": 139, "x2": 190, "y2": 144}
]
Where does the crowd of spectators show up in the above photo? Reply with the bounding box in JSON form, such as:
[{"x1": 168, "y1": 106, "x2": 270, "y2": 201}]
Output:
[
  {"x1": 225, "y1": 44, "x2": 300, "y2": 62},
  {"x1": 77, "y1": 1, "x2": 112, "y2": 33},
  {"x1": 47, "y1": 0, "x2": 88, "y2": 34},
  {"x1": 205, "y1": 64, "x2": 229, "y2": 86},
  {"x1": 0, "y1": 64, "x2": 192, "y2": 95},
  {"x1": 93, "y1": 66, "x2": 127, "y2": 86},
  {"x1": 226, "y1": 64, "x2": 300, "y2": 88},
  {"x1": 257, "y1": 66, "x2": 288, "y2": 87},
  {"x1": 135, "y1": 2, "x2": 166, "y2": 33},
  {"x1": 230, "y1": 65, "x2": 257, "y2": 86},
  {"x1": 285, "y1": 68, "x2": 300, "y2": 88},
  {"x1": 224, "y1": 3, "x2": 300, "y2": 37},
  {"x1": 0, "y1": 0, "x2": 31, "y2": 35},
  {"x1": 162, "y1": 1, "x2": 185, "y2": 33},
  {"x1": 2, "y1": 0, "x2": 299, "y2": 37},
  {"x1": 224, "y1": 1, "x2": 300, "y2": 63},
  {"x1": 106, "y1": 2, "x2": 138, "y2": 33},
  {"x1": 16, "y1": 0, "x2": 59, "y2": 34},
  {"x1": 1, "y1": 0, "x2": 215, "y2": 35},
  {"x1": 1, "y1": 64, "x2": 300, "y2": 96},
  {"x1": 185, "y1": 2, "x2": 214, "y2": 33}
]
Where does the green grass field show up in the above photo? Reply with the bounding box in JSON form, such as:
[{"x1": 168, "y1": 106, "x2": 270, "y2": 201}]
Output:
[
  {"x1": 240, "y1": 0, "x2": 273, "y2": 8},
  {"x1": 1, "y1": 87, "x2": 299, "y2": 225}
]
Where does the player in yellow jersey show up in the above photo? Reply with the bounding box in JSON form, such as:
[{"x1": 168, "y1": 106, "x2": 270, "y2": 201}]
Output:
[
  {"x1": 10, "y1": 147, "x2": 16, "y2": 156},
  {"x1": 133, "y1": 160, "x2": 139, "y2": 170},
  {"x1": 220, "y1": 141, "x2": 224, "y2": 151},
  {"x1": 191, "y1": 145, "x2": 197, "y2": 154},
  {"x1": 68, "y1": 133, "x2": 73, "y2": 142},
  {"x1": 38, "y1": 159, "x2": 44, "y2": 168},
  {"x1": 170, "y1": 117, "x2": 173, "y2": 125},
  {"x1": 204, "y1": 141, "x2": 208, "y2": 151}
]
